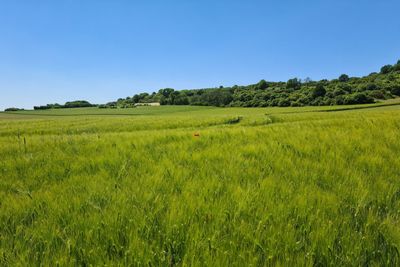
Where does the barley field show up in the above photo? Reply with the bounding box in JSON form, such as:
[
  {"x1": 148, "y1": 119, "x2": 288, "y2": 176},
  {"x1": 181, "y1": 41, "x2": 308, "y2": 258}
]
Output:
[{"x1": 0, "y1": 102, "x2": 399, "y2": 266}]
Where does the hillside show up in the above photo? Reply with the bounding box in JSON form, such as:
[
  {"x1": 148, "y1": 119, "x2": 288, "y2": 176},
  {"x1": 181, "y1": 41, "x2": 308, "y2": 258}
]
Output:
[
  {"x1": 107, "y1": 60, "x2": 400, "y2": 108},
  {"x1": 7, "y1": 60, "x2": 400, "y2": 112}
]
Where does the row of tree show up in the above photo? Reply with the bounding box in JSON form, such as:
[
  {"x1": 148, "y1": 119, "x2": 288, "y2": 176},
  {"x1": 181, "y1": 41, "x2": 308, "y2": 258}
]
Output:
[
  {"x1": 6, "y1": 60, "x2": 399, "y2": 111},
  {"x1": 33, "y1": 100, "x2": 96, "y2": 110},
  {"x1": 4, "y1": 107, "x2": 25, "y2": 112},
  {"x1": 105, "y1": 60, "x2": 400, "y2": 108}
]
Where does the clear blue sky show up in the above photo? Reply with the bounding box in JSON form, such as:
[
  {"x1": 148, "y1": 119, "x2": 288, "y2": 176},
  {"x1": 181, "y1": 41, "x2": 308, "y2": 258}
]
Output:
[{"x1": 1, "y1": 0, "x2": 399, "y2": 110}]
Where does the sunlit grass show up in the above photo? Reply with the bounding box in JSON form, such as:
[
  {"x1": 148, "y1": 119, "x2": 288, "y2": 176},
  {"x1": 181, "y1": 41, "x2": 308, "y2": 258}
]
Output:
[{"x1": 0, "y1": 103, "x2": 399, "y2": 266}]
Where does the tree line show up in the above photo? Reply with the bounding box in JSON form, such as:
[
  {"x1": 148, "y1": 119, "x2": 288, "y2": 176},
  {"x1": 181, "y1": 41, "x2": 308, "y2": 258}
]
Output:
[
  {"x1": 4, "y1": 60, "x2": 400, "y2": 111},
  {"x1": 33, "y1": 101, "x2": 96, "y2": 110},
  {"x1": 106, "y1": 60, "x2": 400, "y2": 108}
]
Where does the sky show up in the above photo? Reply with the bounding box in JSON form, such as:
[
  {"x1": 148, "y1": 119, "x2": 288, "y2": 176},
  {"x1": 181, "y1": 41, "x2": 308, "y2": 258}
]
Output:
[{"x1": 0, "y1": 0, "x2": 399, "y2": 110}]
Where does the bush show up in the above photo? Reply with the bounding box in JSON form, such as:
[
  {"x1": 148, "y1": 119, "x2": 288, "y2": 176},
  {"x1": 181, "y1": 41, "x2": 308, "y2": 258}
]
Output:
[
  {"x1": 4, "y1": 107, "x2": 24, "y2": 112},
  {"x1": 338, "y1": 83, "x2": 353, "y2": 93},
  {"x1": 368, "y1": 90, "x2": 386, "y2": 99},
  {"x1": 311, "y1": 97, "x2": 325, "y2": 106},
  {"x1": 64, "y1": 100, "x2": 95, "y2": 108},
  {"x1": 312, "y1": 85, "x2": 326, "y2": 98},
  {"x1": 290, "y1": 101, "x2": 303, "y2": 107},
  {"x1": 256, "y1": 80, "x2": 268, "y2": 90},
  {"x1": 365, "y1": 83, "x2": 378, "y2": 91},
  {"x1": 277, "y1": 99, "x2": 290, "y2": 107},
  {"x1": 339, "y1": 74, "x2": 349, "y2": 82},
  {"x1": 200, "y1": 90, "x2": 233, "y2": 107},
  {"x1": 344, "y1": 93, "x2": 374, "y2": 105},
  {"x1": 380, "y1": 65, "x2": 393, "y2": 74},
  {"x1": 334, "y1": 95, "x2": 345, "y2": 105},
  {"x1": 333, "y1": 88, "x2": 346, "y2": 96},
  {"x1": 390, "y1": 85, "x2": 400, "y2": 96},
  {"x1": 286, "y1": 78, "x2": 301, "y2": 90},
  {"x1": 393, "y1": 63, "x2": 400, "y2": 72}
]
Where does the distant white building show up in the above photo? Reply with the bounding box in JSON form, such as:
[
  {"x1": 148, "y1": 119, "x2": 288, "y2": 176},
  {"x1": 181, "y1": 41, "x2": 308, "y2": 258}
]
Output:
[{"x1": 134, "y1": 102, "x2": 161, "y2": 107}]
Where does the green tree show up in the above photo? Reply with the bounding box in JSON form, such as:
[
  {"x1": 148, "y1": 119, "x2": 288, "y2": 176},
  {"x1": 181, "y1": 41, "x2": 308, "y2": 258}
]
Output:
[
  {"x1": 338, "y1": 74, "x2": 349, "y2": 82},
  {"x1": 333, "y1": 88, "x2": 346, "y2": 96},
  {"x1": 256, "y1": 79, "x2": 268, "y2": 90},
  {"x1": 277, "y1": 98, "x2": 290, "y2": 107},
  {"x1": 393, "y1": 61, "x2": 400, "y2": 71},
  {"x1": 380, "y1": 65, "x2": 393, "y2": 74},
  {"x1": 344, "y1": 93, "x2": 374, "y2": 104},
  {"x1": 312, "y1": 84, "x2": 326, "y2": 98},
  {"x1": 64, "y1": 100, "x2": 94, "y2": 108},
  {"x1": 365, "y1": 83, "x2": 377, "y2": 91},
  {"x1": 286, "y1": 78, "x2": 301, "y2": 90},
  {"x1": 390, "y1": 85, "x2": 400, "y2": 96},
  {"x1": 201, "y1": 90, "x2": 233, "y2": 107},
  {"x1": 158, "y1": 88, "x2": 175, "y2": 98}
]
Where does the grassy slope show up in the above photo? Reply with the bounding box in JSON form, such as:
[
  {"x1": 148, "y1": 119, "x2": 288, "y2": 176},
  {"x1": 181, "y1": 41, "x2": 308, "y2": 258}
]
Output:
[{"x1": 0, "y1": 103, "x2": 399, "y2": 266}]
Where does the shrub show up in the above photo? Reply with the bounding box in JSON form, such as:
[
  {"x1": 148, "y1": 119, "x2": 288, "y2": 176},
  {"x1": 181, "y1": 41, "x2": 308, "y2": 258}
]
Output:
[
  {"x1": 290, "y1": 101, "x2": 303, "y2": 107},
  {"x1": 368, "y1": 90, "x2": 385, "y2": 99},
  {"x1": 339, "y1": 74, "x2": 350, "y2": 82},
  {"x1": 286, "y1": 78, "x2": 301, "y2": 90},
  {"x1": 333, "y1": 88, "x2": 346, "y2": 96},
  {"x1": 365, "y1": 83, "x2": 378, "y2": 91},
  {"x1": 380, "y1": 65, "x2": 393, "y2": 74},
  {"x1": 344, "y1": 93, "x2": 374, "y2": 105},
  {"x1": 338, "y1": 83, "x2": 353, "y2": 93},
  {"x1": 393, "y1": 63, "x2": 400, "y2": 72},
  {"x1": 277, "y1": 99, "x2": 290, "y2": 107},
  {"x1": 390, "y1": 85, "x2": 400, "y2": 96},
  {"x1": 4, "y1": 107, "x2": 24, "y2": 112},
  {"x1": 334, "y1": 95, "x2": 345, "y2": 105},
  {"x1": 64, "y1": 100, "x2": 94, "y2": 108},
  {"x1": 256, "y1": 80, "x2": 268, "y2": 90},
  {"x1": 312, "y1": 85, "x2": 326, "y2": 98}
]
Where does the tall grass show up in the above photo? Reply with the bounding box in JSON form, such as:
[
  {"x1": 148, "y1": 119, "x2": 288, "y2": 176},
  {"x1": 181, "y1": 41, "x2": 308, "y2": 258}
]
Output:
[{"x1": 0, "y1": 105, "x2": 399, "y2": 266}]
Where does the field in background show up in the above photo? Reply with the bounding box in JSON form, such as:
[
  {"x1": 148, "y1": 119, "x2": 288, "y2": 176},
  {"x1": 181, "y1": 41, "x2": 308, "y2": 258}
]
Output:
[{"x1": 0, "y1": 102, "x2": 399, "y2": 266}]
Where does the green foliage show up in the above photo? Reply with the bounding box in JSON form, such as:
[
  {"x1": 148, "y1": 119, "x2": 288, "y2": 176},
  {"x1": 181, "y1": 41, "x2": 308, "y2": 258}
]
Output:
[
  {"x1": 4, "y1": 107, "x2": 25, "y2": 112},
  {"x1": 97, "y1": 60, "x2": 400, "y2": 109},
  {"x1": 339, "y1": 74, "x2": 350, "y2": 82},
  {"x1": 390, "y1": 85, "x2": 400, "y2": 96},
  {"x1": 64, "y1": 100, "x2": 95, "y2": 108},
  {"x1": 312, "y1": 84, "x2": 326, "y2": 98},
  {"x1": 333, "y1": 88, "x2": 346, "y2": 96},
  {"x1": 368, "y1": 90, "x2": 386, "y2": 100},
  {"x1": 278, "y1": 98, "x2": 290, "y2": 107},
  {"x1": 28, "y1": 61, "x2": 399, "y2": 111},
  {"x1": 393, "y1": 61, "x2": 400, "y2": 71},
  {"x1": 286, "y1": 78, "x2": 302, "y2": 90},
  {"x1": 199, "y1": 89, "x2": 233, "y2": 107},
  {"x1": 34, "y1": 103, "x2": 63, "y2": 110},
  {"x1": 27, "y1": 61, "x2": 400, "y2": 111},
  {"x1": 34, "y1": 101, "x2": 95, "y2": 110},
  {"x1": 362, "y1": 83, "x2": 377, "y2": 91},
  {"x1": 256, "y1": 79, "x2": 268, "y2": 90},
  {"x1": 343, "y1": 92, "x2": 374, "y2": 105},
  {"x1": 381, "y1": 65, "x2": 393, "y2": 74}
]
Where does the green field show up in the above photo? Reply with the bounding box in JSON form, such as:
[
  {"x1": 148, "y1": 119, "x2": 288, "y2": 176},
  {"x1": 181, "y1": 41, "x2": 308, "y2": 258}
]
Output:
[{"x1": 1, "y1": 102, "x2": 400, "y2": 266}]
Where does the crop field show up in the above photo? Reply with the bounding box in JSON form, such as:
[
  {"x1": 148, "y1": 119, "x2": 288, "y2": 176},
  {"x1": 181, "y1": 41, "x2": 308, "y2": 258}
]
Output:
[{"x1": 0, "y1": 101, "x2": 400, "y2": 266}]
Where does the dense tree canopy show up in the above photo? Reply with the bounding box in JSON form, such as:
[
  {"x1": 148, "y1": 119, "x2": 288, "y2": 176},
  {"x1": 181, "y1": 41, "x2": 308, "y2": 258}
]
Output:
[
  {"x1": 339, "y1": 74, "x2": 350, "y2": 82},
  {"x1": 34, "y1": 101, "x2": 96, "y2": 110},
  {"x1": 4, "y1": 107, "x2": 25, "y2": 112},
  {"x1": 103, "y1": 60, "x2": 399, "y2": 108},
  {"x1": 30, "y1": 60, "x2": 400, "y2": 110}
]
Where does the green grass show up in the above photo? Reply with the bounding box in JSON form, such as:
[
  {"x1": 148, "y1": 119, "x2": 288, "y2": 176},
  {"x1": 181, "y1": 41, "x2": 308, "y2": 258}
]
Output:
[{"x1": 0, "y1": 103, "x2": 399, "y2": 266}]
